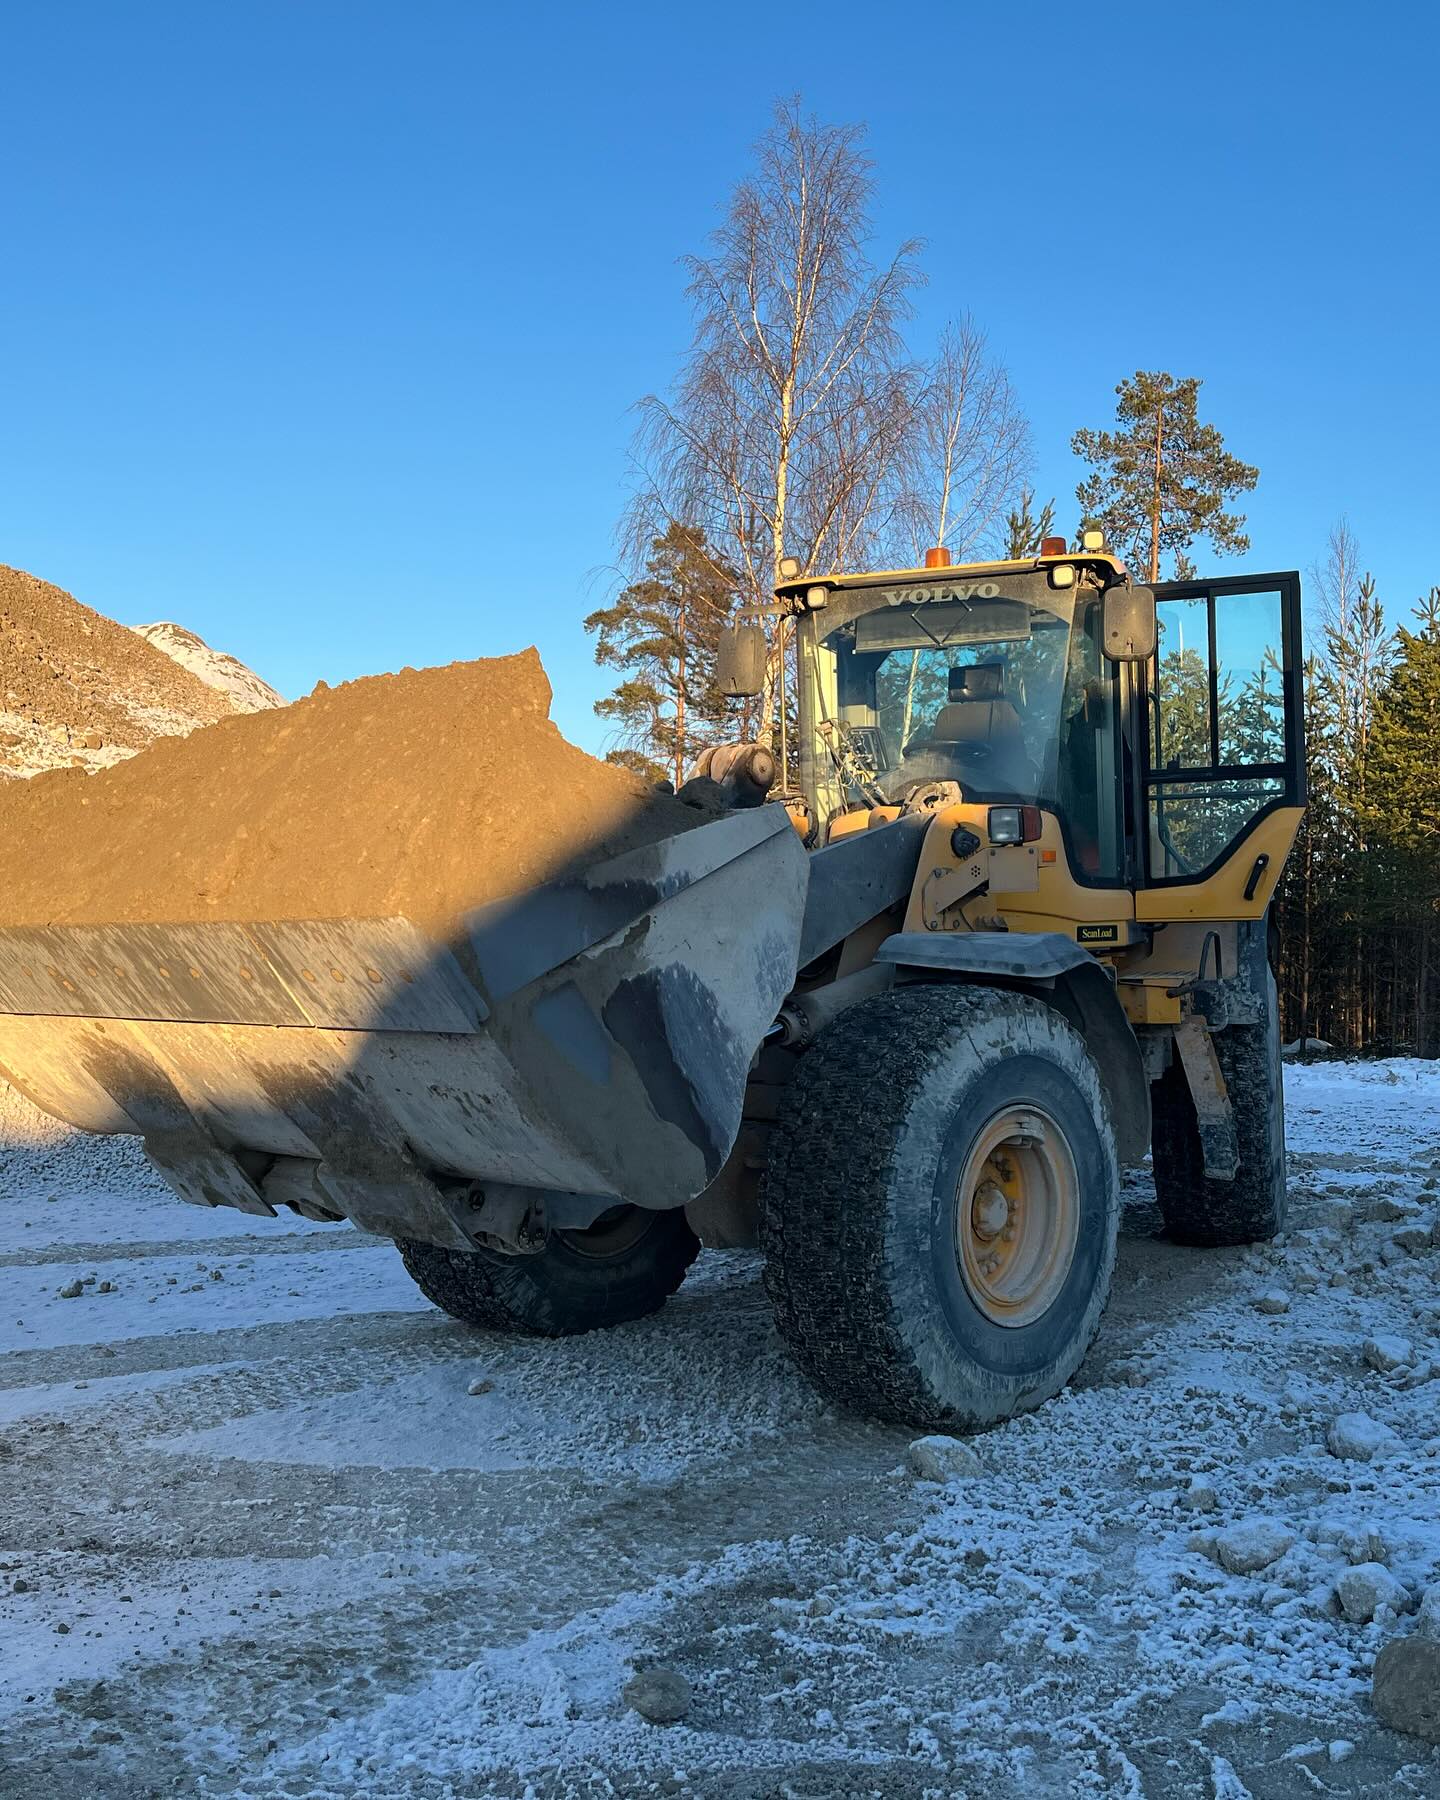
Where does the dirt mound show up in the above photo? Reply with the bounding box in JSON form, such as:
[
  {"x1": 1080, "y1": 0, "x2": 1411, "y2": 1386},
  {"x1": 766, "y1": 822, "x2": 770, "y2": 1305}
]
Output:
[
  {"x1": 0, "y1": 648, "x2": 708, "y2": 940},
  {"x1": 0, "y1": 565, "x2": 237, "y2": 778},
  {"x1": 133, "y1": 621, "x2": 285, "y2": 713}
]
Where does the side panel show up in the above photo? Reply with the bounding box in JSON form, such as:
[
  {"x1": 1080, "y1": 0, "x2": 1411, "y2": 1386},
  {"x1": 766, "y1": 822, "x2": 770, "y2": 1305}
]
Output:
[
  {"x1": 1135, "y1": 806, "x2": 1304, "y2": 922},
  {"x1": 902, "y1": 809, "x2": 1136, "y2": 940}
]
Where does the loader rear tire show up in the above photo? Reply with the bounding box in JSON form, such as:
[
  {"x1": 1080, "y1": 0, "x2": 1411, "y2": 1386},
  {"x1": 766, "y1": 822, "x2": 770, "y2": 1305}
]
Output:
[
  {"x1": 395, "y1": 1206, "x2": 699, "y2": 1337},
  {"x1": 1149, "y1": 970, "x2": 1286, "y2": 1247},
  {"x1": 760, "y1": 986, "x2": 1120, "y2": 1431}
]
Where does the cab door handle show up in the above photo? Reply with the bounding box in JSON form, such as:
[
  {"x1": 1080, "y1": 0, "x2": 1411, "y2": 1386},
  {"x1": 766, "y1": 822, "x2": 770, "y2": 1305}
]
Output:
[{"x1": 1243, "y1": 852, "x2": 1271, "y2": 901}]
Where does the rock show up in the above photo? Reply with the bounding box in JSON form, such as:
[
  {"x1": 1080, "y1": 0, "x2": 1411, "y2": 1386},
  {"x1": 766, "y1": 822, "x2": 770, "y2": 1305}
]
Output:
[
  {"x1": 1432, "y1": 1212, "x2": 1440, "y2": 1248},
  {"x1": 1361, "y1": 1196, "x2": 1422, "y2": 1224},
  {"x1": 1393, "y1": 1225, "x2": 1432, "y2": 1254},
  {"x1": 1339, "y1": 1520, "x2": 1392, "y2": 1565},
  {"x1": 907, "y1": 1436, "x2": 985, "y2": 1482},
  {"x1": 1364, "y1": 1335, "x2": 1414, "y2": 1373},
  {"x1": 1336, "y1": 1562, "x2": 1409, "y2": 1624},
  {"x1": 1414, "y1": 1584, "x2": 1440, "y2": 1642},
  {"x1": 622, "y1": 1666, "x2": 691, "y2": 1725},
  {"x1": 57, "y1": 1279, "x2": 82, "y2": 1300},
  {"x1": 1328, "y1": 1411, "x2": 1400, "y2": 1461},
  {"x1": 1214, "y1": 1519, "x2": 1295, "y2": 1575},
  {"x1": 1183, "y1": 1477, "x2": 1219, "y2": 1513},
  {"x1": 96, "y1": 1281, "x2": 115, "y2": 1295},
  {"x1": 1372, "y1": 1637, "x2": 1440, "y2": 1742},
  {"x1": 466, "y1": 1377, "x2": 494, "y2": 1397},
  {"x1": 1256, "y1": 1290, "x2": 1291, "y2": 1315}
]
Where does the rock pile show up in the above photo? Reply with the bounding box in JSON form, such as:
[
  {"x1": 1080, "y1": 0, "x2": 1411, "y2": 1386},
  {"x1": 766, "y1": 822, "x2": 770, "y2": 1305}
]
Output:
[
  {"x1": 0, "y1": 564, "x2": 243, "y2": 778},
  {"x1": 132, "y1": 621, "x2": 284, "y2": 713}
]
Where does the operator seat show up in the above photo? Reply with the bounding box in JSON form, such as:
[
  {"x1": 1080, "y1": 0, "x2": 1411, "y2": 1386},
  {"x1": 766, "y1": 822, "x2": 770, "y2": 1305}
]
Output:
[
  {"x1": 897, "y1": 662, "x2": 1032, "y2": 791},
  {"x1": 927, "y1": 663, "x2": 1025, "y2": 757}
]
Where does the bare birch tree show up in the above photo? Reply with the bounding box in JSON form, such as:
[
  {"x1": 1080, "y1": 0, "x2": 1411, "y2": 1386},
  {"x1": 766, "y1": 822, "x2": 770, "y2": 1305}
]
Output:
[
  {"x1": 882, "y1": 317, "x2": 1031, "y2": 743},
  {"x1": 891, "y1": 316, "x2": 1031, "y2": 563},
  {"x1": 1314, "y1": 518, "x2": 1363, "y2": 676},
  {"x1": 625, "y1": 97, "x2": 922, "y2": 759}
]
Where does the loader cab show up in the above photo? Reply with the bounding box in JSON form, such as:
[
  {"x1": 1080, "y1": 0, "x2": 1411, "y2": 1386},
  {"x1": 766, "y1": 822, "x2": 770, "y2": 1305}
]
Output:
[
  {"x1": 784, "y1": 552, "x2": 1305, "y2": 913},
  {"x1": 788, "y1": 556, "x2": 1134, "y2": 881}
]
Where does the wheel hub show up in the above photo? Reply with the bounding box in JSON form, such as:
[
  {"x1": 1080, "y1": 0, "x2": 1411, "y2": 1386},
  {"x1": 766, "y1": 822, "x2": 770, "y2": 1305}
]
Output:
[
  {"x1": 954, "y1": 1104, "x2": 1080, "y2": 1328},
  {"x1": 557, "y1": 1205, "x2": 657, "y2": 1261},
  {"x1": 970, "y1": 1180, "x2": 1010, "y2": 1242}
]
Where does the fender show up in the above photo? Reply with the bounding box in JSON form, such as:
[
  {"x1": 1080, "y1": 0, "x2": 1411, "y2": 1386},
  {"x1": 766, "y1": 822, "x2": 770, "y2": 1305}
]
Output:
[{"x1": 875, "y1": 930, "x2": 1151, "y2": 1165}]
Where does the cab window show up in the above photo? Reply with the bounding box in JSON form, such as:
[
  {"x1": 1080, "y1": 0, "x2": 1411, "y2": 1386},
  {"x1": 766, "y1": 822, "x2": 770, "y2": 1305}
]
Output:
[{"x1": 1145, "y1": 577, "x2": 1300, "y2": 880}]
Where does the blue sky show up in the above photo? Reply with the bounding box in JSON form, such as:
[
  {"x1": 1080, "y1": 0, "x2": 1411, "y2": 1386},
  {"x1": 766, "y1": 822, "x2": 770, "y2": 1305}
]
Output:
[{"x1": 3, "y1": 1, "x2": 1436, "y2": 751}]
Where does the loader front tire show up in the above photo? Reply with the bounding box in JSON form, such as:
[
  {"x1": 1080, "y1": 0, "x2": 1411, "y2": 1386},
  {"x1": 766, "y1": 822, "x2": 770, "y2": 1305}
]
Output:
[
  {"x1": 760, "y1": 986, "x2": 1121, "y2": 1431},
  {"x1": 1149, "y1": 969, "x2": 1286, "y2": 1247},
  {"x1": 396, "y1": 1206, "x2": 699, "y2": 1337}
]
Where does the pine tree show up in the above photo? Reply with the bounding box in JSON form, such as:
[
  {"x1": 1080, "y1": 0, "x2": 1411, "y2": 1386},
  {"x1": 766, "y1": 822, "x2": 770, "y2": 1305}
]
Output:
[
  {"x1": 1002, "y1": 485, "x2": 1055, "y2": 559},
  {"x1": 1071, "y1": 372, "x2": 1258, "y2": 581},
  {"x1": 584, "y1": 523, "x2": 737, "y2": 786}
]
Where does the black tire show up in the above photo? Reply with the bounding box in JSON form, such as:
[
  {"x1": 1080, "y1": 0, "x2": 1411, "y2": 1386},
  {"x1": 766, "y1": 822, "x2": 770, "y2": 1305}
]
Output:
[
  {"x1": 1149, "y1": 969, "x2": 1286, "y2": 1247},
  {"x1": 760, "y1": 986, "x2": 1121, "y2": 1431},
  {"x1": 396, "y1": 1206, "x2": 699, "y2": 1337}
]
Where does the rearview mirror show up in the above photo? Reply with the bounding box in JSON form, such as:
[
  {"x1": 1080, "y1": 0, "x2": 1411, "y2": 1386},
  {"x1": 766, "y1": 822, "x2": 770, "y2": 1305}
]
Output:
[
  {"x1": 1101, "y1": 583, "x2": 1157, "y2": 662},
  {"x1": 715, "y1": 622, "x2": 768, "y2": 697}
]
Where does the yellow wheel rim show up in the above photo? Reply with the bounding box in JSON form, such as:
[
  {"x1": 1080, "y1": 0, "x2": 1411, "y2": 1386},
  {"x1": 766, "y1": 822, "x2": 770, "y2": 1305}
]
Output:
[{"x1": 954, "y1": 1105, "x2": 1079, "y2": 1328}]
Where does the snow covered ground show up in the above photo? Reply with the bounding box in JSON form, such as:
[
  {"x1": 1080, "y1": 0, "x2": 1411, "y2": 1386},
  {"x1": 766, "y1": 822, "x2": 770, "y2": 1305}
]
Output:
[{"x1": 2, "y1": 1064, "x2": 1439, "y2": 1798}]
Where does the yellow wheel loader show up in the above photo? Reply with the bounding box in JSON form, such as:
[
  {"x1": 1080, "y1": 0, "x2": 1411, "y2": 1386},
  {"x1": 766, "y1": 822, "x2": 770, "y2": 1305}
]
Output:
[{"x1": 0, "y1": 544, "x2": 1305, "y2": 1430}]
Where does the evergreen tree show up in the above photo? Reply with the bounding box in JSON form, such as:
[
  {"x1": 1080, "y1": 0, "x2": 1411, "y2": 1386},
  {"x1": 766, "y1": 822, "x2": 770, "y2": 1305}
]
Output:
[
  {"x1": 584, "y1": 523, "x2": 737, "y2": 786},
  {"x1": 1368, "y1": 612, "x2": 1440, "y2": 850},
  {"x1": 1071, "y1": 372, "x2": 1258, "y2": 581},
  {"x1": 1275, "y1": 555, "x2": 1440, "y2": 1056},
  {"x1": 1002, "y1": 485, "x2": 1055, "y2": 559},
  {"x1": 1227, "y1": 649, "x2": 1286, "y2": 765},
  {"x1": 1364, "y1": 609, "x2": 1440, "y2": 1050}
]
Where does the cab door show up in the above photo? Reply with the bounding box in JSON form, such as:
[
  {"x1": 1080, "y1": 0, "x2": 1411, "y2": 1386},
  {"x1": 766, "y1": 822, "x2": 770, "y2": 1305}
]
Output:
[{"x1": 1136, "y1": 571, "x2": 1305, "y2": 921}]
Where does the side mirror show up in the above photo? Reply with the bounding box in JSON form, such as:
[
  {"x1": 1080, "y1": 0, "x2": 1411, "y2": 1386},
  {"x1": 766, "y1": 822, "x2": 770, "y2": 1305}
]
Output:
[
  {"x1": 1102, "y1": 583, "x2": 1157, "y2": 662},
  {"x1": 715, "y1": 621, "x2": 768, "y2": 697}
]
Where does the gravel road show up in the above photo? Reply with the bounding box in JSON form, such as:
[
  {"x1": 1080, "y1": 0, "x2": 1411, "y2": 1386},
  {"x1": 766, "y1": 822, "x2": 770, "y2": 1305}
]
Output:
[{"x1": 2, "y1": 1064, "x2": 1439, "y2": 1798}]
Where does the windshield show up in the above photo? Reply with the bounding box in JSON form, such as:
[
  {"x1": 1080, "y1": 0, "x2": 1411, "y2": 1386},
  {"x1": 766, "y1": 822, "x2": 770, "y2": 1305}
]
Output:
[{"x1": 799, "y1": 575, "x2": 1122, "y2": 876}]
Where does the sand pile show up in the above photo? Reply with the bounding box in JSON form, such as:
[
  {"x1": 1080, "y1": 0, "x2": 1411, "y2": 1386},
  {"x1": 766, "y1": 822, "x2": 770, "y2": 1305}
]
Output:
[
  {"x1": 0, "y1": 648, "x2": 708, "y2": 941},
  {"x1": 0, "y1": 564, "x2": 239, "y2": 778}
]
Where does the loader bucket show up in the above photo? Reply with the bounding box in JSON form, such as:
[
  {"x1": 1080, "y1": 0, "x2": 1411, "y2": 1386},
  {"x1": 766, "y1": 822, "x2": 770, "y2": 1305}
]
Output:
[{"x1": 0, "y1": 807, "x2": 811, "y2": 1250}]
